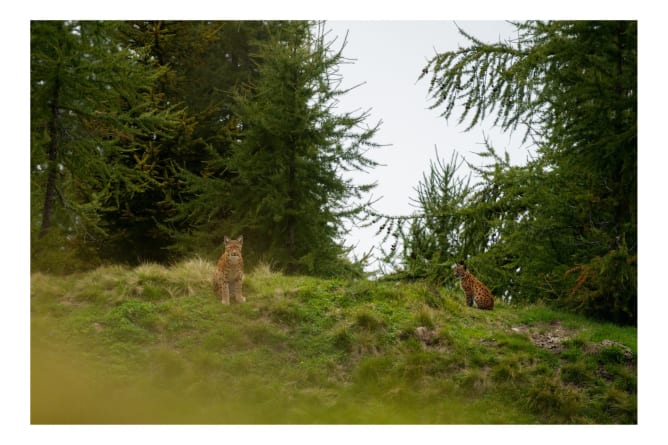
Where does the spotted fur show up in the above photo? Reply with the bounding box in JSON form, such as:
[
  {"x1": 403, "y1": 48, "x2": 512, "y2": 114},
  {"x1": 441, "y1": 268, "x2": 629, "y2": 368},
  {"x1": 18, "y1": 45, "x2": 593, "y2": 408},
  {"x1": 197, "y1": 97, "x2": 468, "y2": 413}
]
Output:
[
  {"x1": 213, "y1": 236, "x2": 245, "y2": 304},
  {"x1": 453, "y1": 263, "x2": 494, "y2": 310}
]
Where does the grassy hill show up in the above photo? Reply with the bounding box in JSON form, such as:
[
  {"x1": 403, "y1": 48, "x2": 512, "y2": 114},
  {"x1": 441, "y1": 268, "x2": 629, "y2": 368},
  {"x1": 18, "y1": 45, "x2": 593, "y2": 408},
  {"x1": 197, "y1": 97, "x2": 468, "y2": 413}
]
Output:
[{"x1": 30, "y1": 259, "x2": 636, "y2": 424}]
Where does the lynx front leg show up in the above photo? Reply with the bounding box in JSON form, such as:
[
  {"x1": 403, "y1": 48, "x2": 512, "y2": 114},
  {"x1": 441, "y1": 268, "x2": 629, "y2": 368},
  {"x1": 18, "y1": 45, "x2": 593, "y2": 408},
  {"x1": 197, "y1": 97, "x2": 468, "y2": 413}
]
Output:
[
  {"x1": 229, "y1": 281, "x2": 245, "y2": 303},
  {"x1": 234, "y1": 280, "x2": 245, "y2": 303},
  {"x1": 220, "y1": 281, "x2": 231, "y2": 305}
]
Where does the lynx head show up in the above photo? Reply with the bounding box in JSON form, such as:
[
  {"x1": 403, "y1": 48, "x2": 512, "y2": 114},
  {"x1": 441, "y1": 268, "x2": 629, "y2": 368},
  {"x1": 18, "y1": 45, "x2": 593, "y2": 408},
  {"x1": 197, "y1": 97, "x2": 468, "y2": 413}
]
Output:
[
  {"x1": 453, "y1": 262, "x2": 467, "y2": 279},
  {"x1": 223, "y1": 235, "x2": 244, "y2": 264}
]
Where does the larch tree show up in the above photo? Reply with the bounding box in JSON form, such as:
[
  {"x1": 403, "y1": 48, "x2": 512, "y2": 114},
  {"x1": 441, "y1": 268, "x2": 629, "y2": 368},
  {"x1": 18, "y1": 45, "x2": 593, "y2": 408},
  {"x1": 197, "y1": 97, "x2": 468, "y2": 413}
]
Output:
[
  {"x1": 395, "y1": 21, "x2": 636, "y2": 323},
  {"x1": 30, "y1": 21, "x2": 185, "y2": 268}
]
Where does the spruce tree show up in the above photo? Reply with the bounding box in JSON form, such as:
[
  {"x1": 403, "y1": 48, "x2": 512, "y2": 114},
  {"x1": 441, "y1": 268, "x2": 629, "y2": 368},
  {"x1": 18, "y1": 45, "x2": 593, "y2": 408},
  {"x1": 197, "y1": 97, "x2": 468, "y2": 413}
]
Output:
[
  {"x1": 180, "y1": 21, "x2": 381, "y2": 275},
  {"x1": 159, "y1": 21, "x2": 285, "y2": 258}
]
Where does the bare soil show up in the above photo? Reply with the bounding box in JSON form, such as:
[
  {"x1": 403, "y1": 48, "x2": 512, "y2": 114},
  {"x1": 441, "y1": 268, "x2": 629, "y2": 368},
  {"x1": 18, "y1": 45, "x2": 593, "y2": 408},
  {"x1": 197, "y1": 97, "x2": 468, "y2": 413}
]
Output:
[{"x1": 510, "y1": 321, "x2": 574, "y2": 353}]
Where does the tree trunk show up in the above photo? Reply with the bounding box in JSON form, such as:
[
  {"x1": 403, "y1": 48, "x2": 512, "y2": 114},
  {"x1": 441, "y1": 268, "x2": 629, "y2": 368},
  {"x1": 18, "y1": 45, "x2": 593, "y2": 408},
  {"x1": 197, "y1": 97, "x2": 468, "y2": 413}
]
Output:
[
  {"x1": 287, "y1": 146, "x2": 296, "y2": 257},
  {"x1": 40, "y1": 71, "x2": 61, "y2": 238}
]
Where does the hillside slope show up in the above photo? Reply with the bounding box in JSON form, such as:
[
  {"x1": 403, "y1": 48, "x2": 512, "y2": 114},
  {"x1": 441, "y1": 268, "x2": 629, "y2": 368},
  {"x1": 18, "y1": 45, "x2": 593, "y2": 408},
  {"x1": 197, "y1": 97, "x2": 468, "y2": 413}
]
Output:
[{"x1": 30, "y1": 259, "x2": 636, "y2": 424}]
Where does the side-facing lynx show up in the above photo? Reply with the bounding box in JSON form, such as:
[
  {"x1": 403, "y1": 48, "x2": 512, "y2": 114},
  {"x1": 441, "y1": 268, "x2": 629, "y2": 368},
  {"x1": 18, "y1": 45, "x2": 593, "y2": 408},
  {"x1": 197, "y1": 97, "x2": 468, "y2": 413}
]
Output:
[
  {"x1": 453, "y1": 263, "x2": 494, "y2": 310},
  {"x1": 213, "y1": 235, "x2": 245, "y2": 304}
]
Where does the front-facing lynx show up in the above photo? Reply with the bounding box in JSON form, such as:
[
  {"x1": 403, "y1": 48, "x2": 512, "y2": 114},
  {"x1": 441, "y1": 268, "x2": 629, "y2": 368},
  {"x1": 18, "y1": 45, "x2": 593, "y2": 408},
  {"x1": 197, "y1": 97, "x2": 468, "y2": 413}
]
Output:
[
  {"x1": 453, "y1": 263, "x2": 494, "y2": 310},
  {"x1": 213, "y1": 235, "x2": 245, "y2": 304}
]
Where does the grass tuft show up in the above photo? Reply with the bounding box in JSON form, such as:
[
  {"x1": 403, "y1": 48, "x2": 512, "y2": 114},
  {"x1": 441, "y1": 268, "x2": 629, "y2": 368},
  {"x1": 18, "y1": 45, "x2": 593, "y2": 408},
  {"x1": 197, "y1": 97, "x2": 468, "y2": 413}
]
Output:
[{"x1": 353, "y1": 308, "x2": 385, "y2": 331}]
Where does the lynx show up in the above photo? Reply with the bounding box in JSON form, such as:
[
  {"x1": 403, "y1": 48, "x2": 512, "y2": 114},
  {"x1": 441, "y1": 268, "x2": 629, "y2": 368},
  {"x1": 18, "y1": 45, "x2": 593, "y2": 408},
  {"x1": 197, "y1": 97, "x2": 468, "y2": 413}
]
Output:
[
  {"x1": 213, "y1": 236, "x2": 245, "y2": 304},
  {"x1": 453, "y1": 263, "x2": 494, "y2": 310}
]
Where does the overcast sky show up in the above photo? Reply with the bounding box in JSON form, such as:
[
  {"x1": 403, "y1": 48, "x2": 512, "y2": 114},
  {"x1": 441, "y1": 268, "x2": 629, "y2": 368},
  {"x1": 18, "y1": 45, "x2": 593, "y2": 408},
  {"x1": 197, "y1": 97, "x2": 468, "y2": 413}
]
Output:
[{"x1": 325, "y1": 21, "x2": 533, "y2": 269}]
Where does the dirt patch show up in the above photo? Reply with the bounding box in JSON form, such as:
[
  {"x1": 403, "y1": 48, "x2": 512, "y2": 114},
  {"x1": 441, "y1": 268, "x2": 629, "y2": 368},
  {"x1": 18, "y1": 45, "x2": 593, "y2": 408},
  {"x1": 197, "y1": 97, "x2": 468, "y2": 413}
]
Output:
[{"x1": 510, "y1": 321, "x2": 575, "y2": 353}]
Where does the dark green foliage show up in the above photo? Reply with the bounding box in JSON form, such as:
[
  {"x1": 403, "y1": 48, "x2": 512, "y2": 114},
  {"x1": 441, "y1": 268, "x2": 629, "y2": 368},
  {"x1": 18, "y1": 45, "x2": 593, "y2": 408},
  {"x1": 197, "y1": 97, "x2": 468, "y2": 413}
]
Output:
[
  {"x1": 384, "y1": 21, "x2": 636, "y2": 324},
  {"x1": 393, "y1": 151, "x2": 471, "y2": 284},
  {"x1": 96, "y1": 21, "x2": 268, "y2": 263},
  {"x1": 561, "y1": 240, "x2": 637, "y2": 323},
  {"x1": 30, "y1": 21, "x2": 188, "y2": 264},
  {"x1": 184, "y1": 21, "x2": 380, "y2": 275},
  {"x1": 31, "y1": 21, "x2": 381, "y2": 275},
  {"x1": 30, "y1": 226, "x2": 101, "y2": 274},
  {"x1": 140, "y1": 21, "x2": 280, "y2": 261}
]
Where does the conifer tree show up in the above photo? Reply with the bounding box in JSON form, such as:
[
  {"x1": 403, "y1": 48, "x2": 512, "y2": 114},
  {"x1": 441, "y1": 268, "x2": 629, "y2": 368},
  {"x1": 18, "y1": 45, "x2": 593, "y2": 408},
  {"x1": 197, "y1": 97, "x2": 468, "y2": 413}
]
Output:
[
  {"x1": 179, "y1": 21, "x2": 381, "y2": 275},
  {"x1": 31, "y1": 21, "x2": 185, "y2": 267},
  {"x1": 90, "y1": 21, "x2": 266, "y2": 262},
  {"x1": 383, "y1": 151, "x2": 471, "y2": 283},
  {"x1": 408, "y1": 21, "x2": 636, "y2": 322},
  {"x1": 156, "y1": 21, "x2": 285, "y2": 258}
]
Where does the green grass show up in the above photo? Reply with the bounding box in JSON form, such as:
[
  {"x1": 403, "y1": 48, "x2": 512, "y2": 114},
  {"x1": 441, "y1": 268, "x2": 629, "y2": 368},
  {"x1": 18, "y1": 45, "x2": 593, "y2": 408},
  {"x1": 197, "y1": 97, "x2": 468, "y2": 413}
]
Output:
[{"x1": 31, "y1": 259, "x2": 636, "y2": 424}]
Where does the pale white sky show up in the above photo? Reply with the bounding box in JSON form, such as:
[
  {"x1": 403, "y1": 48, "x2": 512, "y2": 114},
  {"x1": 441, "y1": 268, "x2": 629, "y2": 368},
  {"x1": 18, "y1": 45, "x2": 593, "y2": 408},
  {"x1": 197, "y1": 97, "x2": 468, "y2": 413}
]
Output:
[{"x1": 326, "y1": 21, "x2": 533, "y2": 269}]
